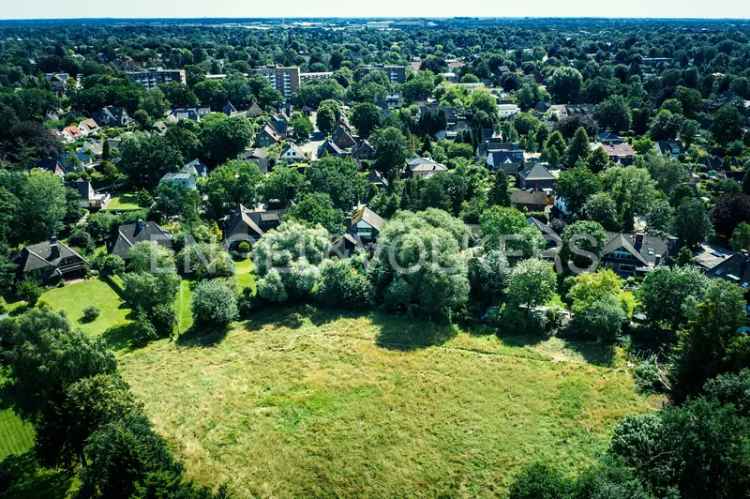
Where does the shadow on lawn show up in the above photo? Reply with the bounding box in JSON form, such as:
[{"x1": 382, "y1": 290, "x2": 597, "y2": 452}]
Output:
[
  {"x1": 372, "y1": 312, "x2": 456, "y2": 351},
  {"x1": 175, "y1": 324, "x2": 230, "y2": 347},
  {"x1": 562, "y1": 339, "x2": 616, "y2": 367}
]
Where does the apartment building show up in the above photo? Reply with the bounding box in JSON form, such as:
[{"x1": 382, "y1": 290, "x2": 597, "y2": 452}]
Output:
[{"x1": 126, "y1": 68, "x2": 186, "y2": 89}]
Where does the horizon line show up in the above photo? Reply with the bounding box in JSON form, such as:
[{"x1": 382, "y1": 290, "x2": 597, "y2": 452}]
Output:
[{"x1": 1, "y1": 16, "x2": 750, "y2": 22}]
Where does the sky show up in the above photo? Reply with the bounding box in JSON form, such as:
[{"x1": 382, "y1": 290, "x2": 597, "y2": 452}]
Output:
[{"x1": 1, "y1": 0, "x2": 749, "y2": 20}]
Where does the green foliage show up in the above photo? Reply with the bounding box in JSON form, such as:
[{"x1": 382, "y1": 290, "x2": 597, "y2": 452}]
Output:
[
  {"x1": 673, "y1": 198, "x2": 712, "y2": 249},
  {"x1": 371, "y1": 209, "x2": 469, "y2": 318},
  {"x1": 204, "y1": 160, "x2": 263, "y2": 217},
  {"x1": 305, "y1": 156, "x2": 368, "y2": 211},
  {"x1": 480, "y1": 206, "x2": 544, "y2": 259},
  {"x1": 119, "y1": 134, "x2": 184, "y2": 190},
  {"x1": 127, "y1": 241, "x2": 175, "y2": 274},
  {"x1": 557, "y1": 166, "x2": 601, "y2": 215},
  {"x1": 121, "y1": 270, "x2": 180, "y2": 312},
  {"x1": 20, "y1": 170, "x2": 67, "y2": 241},
  {"x1": 260, "y1": 165, "x2": 305, "y2": 207},
  {"x1": 315, "y1": 257, "x2": 373, "y2": 309},
  {"x1": 560, "y1": 220, "x2": 607, "y2": 273},
  {"x1": 200, "y1": 115, "x2": 255, "y2": 166},
  {"x1": 372, "y1": 127, "x2": 409, "y2": 181},
  {"x1": 670, "y1": 279, "x2": 747, "y2": 403},
  {"x1": 548, "y1": 66, "x2": 583, "y2": 103},
  {"x1": 15, "y1": 279, "x2": 42, "y2": 306},
  {"x1": 192, "y1": 279, "x2": 238, "y2": 327},
  {"x1": 509, "y1": 462, "x2": 571, "y2": 499},
  {"x1": 177, "y1": 243, "x2": 234, "y2": 280},
  {"x1": 350, "y1": 102, "x2": 382, "y2": 138},
  {"x1": 638, "y1": 266, "x2": 709, "y2": 331},
  {"x1": 595, "y1": 95, "x2": 632, "y2": 132},
  {"x1": 287, "y1": 192, "x2": 344, "y2": 235},
  {"x1": 506, "y1": 258, "x2": 557, "y2": 310}
]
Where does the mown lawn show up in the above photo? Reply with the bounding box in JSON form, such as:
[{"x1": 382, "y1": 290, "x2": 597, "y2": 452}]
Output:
[
  {"x1": 39, "y1": 279, "x2": 131, "y2": 335},
  {"x1": 118, "y1": 306, "x2": 659, "y2": 498},
  {"x1": 104, "y1": 194, "x2": 141, "y2": 211},
  {"x1": 0, "y1": 409, "x2": 34, "y2": 461}
]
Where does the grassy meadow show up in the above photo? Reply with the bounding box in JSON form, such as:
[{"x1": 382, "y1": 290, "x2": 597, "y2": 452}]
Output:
[{"x1": 118, "y1": 306, "x2": 659, "y2": 498}]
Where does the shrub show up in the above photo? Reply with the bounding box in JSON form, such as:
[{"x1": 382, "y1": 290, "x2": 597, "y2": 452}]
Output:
[
  {"x1": 509, "y1": 462, "x2": 571, "y2": 499},
  {"x1": 16, "y1": 279, "x2": 43, "y2": 306},
  {"x1": 177, "y1": 243, "x2": 234, "y2": 279},
  {"x1": 69, "y1": 229, "x2": 94, "y2": 252},
  {"x1": 81, "y1": 306, "x2": 101, "y2": 323},
  {"x1": 316, "y1": 258, "x2": 373, "y2": 309},
  {"x1": 94, "y1": 254, "x2": 125, "y2": 277},
  {"x1": 569, "y1": 295, "x2": 626, "y2": 342},
  {"x1": 132, "y1": 314, "x2": 159, "y2": 345},
  {"x1": 191, "y1": 280, "x2": 238, "y2": 327}
]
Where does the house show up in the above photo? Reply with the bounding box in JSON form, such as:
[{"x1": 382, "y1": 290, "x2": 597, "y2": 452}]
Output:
[
  {"x1": 237, "y1": 148, "x2": 272, "y2": 173},
  {"x1": 159, "y1": 160, "x2": 207, "y2": 190},
  {"x1": 332, "y1": 125, "x2": 356, "y2": 149},
  {"x1": 597, "y1": 132, "x2": 624, "y2": 145},
  {"x1": 704, "y1": 250, "x2": 750, "y2": 289},
  {"x1": 348, "y1": 206, "x2": 385, "y2": 243},
  {"x1": 78, "y1": 118, "x2": 99, "y2": 136},
  {"x1": 655, "y1": 140, "x2": 684, "y2": 159},
  {"x1": 269, "y1": 114, "x2": 289, "y2": 137},
  {"x1": 598, "y1": 142, "x2": 636, "y2": 165},
  {"x1": 223, "y1": 101, "x2": 238, "y2": 116},
  {"x1": 110, "y1": 221, "x2": 173, "y2": 259},
  {"x1": 66, "y1": 180, "x2": 110, "y2": 210},
  {"x1": 333, "y1": 206, "x2": 385, "y2": 256},
  {"x1": 318, "y1": 139, "x2": 348, "y2": 158},
  {"x1": 600, "y1": 232, "x2": 675, "y2": 277},
  {"x1": 692, "y1": 243, "x2": 733, "y2": 273},
  {"x1": 15, "y1": 238, "x2": 87, "y2": 283},
  {"x1": 279, "y1": 144, "x2": 307, "y2": 163},
  {"x1": 36, "y1": 157, "x2": 67, "y2": 177},
  {"x1": 477, "y1": 140, "x2": 520, "y2": 160},
  {"x1": 223, "y1": 204, "x2": 286, "y2": 246},
  {"x1": 406, "y1": 157, "x2": 448, "y2": 179},
  {"x1": 247, "y1": 102, "x2": 264, "y2": 118},
  {"x1": 167, "y1": 107, "x2": 211, "y2": 123},
  {"x1": 367, "y1": 168, "x2": 389, "y2": 189},
  {"x1": 519, "y1": 164, "x2": 556, "y2": 190},
  {"x1": 497, "y1": 103, "x2": 521, "y2": 119},
  {"x1": 256, "y1": 124, "x2": 282, "y2": 147},
  {"x1": 45, "y1": 73, "x2": 71, "y2": 93},
  {"x1": 352, "y1": 140, "x2": 376, "y2": 160},
  {"x1": 485, "y1": 148, "x2": 525, "y2": 175},
  {"x1": 93, "y1": 106, "x2": 133, "y2": 127},
  {"x1": 511, "y1": 190, "x2": 553, "y2": 212},
  {"x1": 62, "y1": 125, "x2": 82, "y2": 142}
]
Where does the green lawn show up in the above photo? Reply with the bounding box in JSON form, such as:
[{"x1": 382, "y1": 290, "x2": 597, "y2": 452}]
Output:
[
  {"x1": 176, "y1": 279, "x2": 194, "y2": 335},
  {"x1": 234, "y1": 258, "x2": 255, "y2": 293},
  {"x1": 104, "y1": 194, "x2": 141, "y2": 211},
  {"x1": 39, "y1": 279, "x2": 131, "y2": 336},
  {"x1": 0, "y1": 409, "x2": 34, "y2": 461},
  {"x1": 118, "y1": 306, "x2": 659, "y2": 498}
]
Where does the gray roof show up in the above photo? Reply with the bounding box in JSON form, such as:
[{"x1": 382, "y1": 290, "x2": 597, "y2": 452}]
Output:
[
  {"x1": 111, "y1": 221, "x2": 172, "y2": 258},
  {"x1": 602, "y1": 232, "x2": 671, "y2": 268},
  {"x1": 16, "y1": 239, "x2": 87, "y2": 273},
  {"x1": 520, "y1": 164, "x2": 555, "y2": 182}
]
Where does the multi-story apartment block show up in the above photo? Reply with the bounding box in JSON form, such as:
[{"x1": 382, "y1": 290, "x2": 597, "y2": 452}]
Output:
[
  {"x1": 126, "y1": 68, "x2": 187, "y2": 89},
  {"x1": 252, "y1": 66, "x2": 301, "y2": 99}
]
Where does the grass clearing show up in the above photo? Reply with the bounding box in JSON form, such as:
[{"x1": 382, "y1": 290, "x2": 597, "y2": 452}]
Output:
[
  {"x1": 118, "y1": 306, "x2": 659, "y2": 498},
  {"x1": 104, "y1": 194, "x2": 141, "y2": 211},
  {"x1": 0, "y1": 409, "x2": 34, "y2": 461},
  {"x1": 39, "y1": 279, "x2": 131, "y2": 336}
]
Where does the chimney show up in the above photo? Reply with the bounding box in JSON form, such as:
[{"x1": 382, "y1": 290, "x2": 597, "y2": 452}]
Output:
[
  {"x1": 135, "y1": 219, "x2": 145, "y2": 236},
  {"x1": 634, "y1": 232, "x2": 644, "y2": 252},
  {"x1": 49, "y1": 236, "x2": 60, "y2": 259}
]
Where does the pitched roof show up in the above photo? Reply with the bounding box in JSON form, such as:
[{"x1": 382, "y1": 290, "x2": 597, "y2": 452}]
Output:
[
  {"x1": 407, "y1": 157, "x2": 448, "y2": 175},
  {"x1": 16, "y1": 239, "x2": 87, "y2": 273},
  {"x1": 111, "y1": 221, "x2": 172, "y2": 258},
  {"x1": 602, "y1": 232, "x2": 671, "y2": 268},
  {"x1": 351, "y1": 206, "x2": 385, "y2": 231},
  {"x1": 511, "y1": 190, "x2": 551, "y2": 206},
  {"x1": 520, "y1": 164, "x2": 555, "y2": 182}
]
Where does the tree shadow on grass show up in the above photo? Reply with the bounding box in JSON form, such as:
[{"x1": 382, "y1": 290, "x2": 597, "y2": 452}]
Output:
[
  {"x1": 561, "y1": 338, "x2": 616, "y2": 367},
  {"x1": 175, "y1": 323, "x2": 230, "y2": 348},
  {"x1": 0, "y1": 452, "x2": 74, "y2": 499},
  {"x1": 241, "y1": 303, "x2": 359, "y2": 333},
  {"x1": 371, "y1": 312, "x2": 457, "y2": 351}
]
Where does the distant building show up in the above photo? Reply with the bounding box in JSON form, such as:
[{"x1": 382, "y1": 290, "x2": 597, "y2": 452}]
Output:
[
  {"x1": 93, "y1": 106, "x2": 133, "y2": 127},
  {"x1": 126, "y1": 69, "x2": 186, "y2": 89},
  {"x1": 159, "y1": 160, "x2": 208, "y2": 191},
  {"x1": 357, "y1": 64, "x2": 408, "y2": 84},
  {"x1": 252, "y1": 67, "x2": 301, "y2": 99},
  {"x1": 406, "y1": 157, "x2": 448, "y2": 179},
  {"x1": 519, "y1": 164, "x2": 556, "y2": 190},
  {"x1": 66, "y1": 180, "x2": 110, "y2": 210},
  {"x1": 224, "y1": 204, "x2": 285, "y2": 246},
  {"x1": 300, "y1": 71, "x2": 334, "y2": 82}
]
